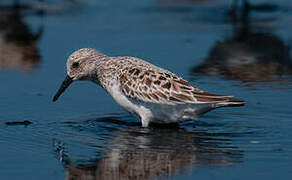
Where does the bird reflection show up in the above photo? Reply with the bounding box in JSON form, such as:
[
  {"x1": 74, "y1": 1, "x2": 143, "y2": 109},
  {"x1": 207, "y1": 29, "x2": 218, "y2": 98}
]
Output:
[
  {"x1": 0, "y1": 3, "x2": 43, "y2": 71},
  {"x1": 54, "y1": 115, "x2": 243, "y2": 180},
  {"x1": 192, "y1": 2, "x2": 292, "y2": 82}
]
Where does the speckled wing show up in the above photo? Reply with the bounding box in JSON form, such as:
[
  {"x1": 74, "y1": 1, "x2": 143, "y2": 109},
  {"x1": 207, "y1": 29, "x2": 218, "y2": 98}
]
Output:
[{"x1": 119, "y1": 66, "x2": 234, "y2": 105}]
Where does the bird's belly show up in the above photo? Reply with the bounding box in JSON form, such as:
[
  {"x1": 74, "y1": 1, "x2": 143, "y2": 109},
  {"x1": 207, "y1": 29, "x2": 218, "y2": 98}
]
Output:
[{"x1": 144, "y1": 103, "x2": 214, "y2": 124}]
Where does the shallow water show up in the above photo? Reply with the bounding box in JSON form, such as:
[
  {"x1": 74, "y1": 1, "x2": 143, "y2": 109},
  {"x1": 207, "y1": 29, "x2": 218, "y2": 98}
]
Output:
[{"x1": 0, "y1": 0, "x2": 292, "y2": 179}]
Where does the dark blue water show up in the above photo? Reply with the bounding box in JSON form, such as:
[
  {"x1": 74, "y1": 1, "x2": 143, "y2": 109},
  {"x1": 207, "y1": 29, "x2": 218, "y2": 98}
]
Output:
[{"x1": 0, "y1": 0, "x2": 292, "y2": 179}]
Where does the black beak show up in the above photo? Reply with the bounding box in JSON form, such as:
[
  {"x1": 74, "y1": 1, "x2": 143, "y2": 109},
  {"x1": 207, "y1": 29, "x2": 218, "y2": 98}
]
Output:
[{"x1": 53, "y1": 75, "x2": 73, "y2": 102}]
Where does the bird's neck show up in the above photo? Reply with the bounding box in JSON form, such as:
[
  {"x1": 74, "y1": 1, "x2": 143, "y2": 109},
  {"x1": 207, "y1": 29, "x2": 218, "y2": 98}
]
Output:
[{"x1": 90, "y1": 57, "x2": 118, "y2": 90}]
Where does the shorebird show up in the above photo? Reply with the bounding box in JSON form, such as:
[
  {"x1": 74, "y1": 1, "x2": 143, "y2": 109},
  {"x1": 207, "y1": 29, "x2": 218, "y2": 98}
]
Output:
[{"x1": 53, "y1": 48, "x2": 244, "y2": 127}]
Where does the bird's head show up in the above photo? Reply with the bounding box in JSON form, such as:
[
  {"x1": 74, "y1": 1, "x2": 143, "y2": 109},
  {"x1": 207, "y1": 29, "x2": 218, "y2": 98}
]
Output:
[{"x1": 53, "y1": 48, "x2": 106, "y2": 102}]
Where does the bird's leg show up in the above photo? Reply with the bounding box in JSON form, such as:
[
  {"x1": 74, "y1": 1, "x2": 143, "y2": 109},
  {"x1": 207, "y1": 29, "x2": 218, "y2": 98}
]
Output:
[
  {"x1": 141, "y1": 117, "x2": 150, "y2": 128},
  {"x1": 138, "y1": 106, "x2": 152, "y2": 128}
]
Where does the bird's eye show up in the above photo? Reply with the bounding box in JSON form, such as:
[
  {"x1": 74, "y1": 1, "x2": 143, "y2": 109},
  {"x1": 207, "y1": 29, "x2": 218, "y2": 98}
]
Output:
[{"x1": 72, "y1": 62, "x2": 79, "y2": 68}]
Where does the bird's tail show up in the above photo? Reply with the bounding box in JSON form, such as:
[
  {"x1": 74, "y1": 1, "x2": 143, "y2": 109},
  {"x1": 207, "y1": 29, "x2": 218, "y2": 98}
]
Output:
[
  {"x1": 193, "y1": 91, "x2": 245, "y2": 108},
  {"x1": 215, "y1": 97, "x2": 245, "y2": 108}
]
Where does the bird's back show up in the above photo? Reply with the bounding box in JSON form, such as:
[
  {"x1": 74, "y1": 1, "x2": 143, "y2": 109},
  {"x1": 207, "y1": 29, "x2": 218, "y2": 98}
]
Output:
[
  {"x1": 99, "y1": 56, "x2": 244, "y2": 125},
  {"x1": 104, "y1": 56, "x2": 244, "y2": 105}
]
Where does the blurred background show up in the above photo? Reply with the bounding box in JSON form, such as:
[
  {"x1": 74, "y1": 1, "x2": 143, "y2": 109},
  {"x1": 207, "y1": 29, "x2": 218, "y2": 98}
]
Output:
[{"x1": 0, "y1": 0, "x2": 292, "y2": 180}]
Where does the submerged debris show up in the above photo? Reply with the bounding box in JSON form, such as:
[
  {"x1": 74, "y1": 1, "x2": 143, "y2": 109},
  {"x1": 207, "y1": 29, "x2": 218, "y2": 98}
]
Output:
[{"x1": 5, "y1": 120, "x2": 32, "y2": 126}]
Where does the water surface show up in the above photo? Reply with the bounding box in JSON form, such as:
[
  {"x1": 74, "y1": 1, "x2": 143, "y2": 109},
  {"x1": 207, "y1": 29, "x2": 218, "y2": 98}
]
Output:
[{"x1": 0, "y1": 0, "x2": 292, "y2": 179}]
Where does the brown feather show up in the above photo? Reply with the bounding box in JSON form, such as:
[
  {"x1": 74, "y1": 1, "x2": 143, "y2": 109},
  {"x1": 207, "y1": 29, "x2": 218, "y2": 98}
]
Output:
[{"x1": 118, "y1": 60, "x2": 243, "y2": 105}]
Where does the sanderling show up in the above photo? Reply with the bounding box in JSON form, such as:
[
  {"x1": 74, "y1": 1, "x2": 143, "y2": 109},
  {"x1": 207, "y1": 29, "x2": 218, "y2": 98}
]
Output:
[{"x1": 53, "y1": 48, "x2": 244, "y2": 127}]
